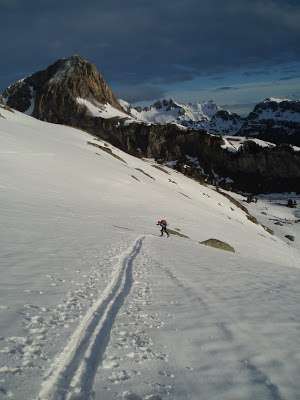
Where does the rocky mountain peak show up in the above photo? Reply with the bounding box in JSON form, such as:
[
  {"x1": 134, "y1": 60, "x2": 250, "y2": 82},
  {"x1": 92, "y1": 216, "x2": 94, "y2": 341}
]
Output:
[{"x1": 2, "y1": 55, "x2": 125, "y2": 122}]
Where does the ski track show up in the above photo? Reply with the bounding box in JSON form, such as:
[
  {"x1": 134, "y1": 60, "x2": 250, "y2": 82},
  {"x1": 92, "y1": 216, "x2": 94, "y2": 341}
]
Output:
[{"x1": 38, "y1": 236, "x2": 144, "y2": 400}]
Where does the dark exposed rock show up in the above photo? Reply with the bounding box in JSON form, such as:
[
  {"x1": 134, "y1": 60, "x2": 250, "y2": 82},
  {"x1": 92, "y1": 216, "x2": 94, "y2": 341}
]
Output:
[
  {"x1": 200, "y1": 238, "x2": 235, "y2": 253},
  {"x1": 285, "y1": 234, "x2": 295, "y2": 242},
  {"x1": 168, "y1": 229, "x2": 190, "y2": 238},
  {"x1": 3, "y1": 79, "x2": 33, "y2": 112}
]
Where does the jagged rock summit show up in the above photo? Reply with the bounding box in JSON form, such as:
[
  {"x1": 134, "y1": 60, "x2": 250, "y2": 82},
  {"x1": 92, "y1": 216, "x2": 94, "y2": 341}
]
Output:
[{"x1": 3, "y1": 55, "x2": 126, "y2": 123}]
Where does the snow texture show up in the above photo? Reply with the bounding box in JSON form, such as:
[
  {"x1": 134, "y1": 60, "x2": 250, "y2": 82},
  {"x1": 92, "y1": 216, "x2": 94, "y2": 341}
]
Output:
[
  {"x1": 76, "y1": 98, "x2": 130, "y2": 120},
  {"x1": 0, "y1": 104, "x2": 300, "y2": 399},
  {"x1": 221, "y1": 136, "x2": 276, "y2": 152}
]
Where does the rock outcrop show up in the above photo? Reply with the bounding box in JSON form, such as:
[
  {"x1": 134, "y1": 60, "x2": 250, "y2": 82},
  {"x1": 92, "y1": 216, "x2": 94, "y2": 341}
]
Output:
[{"x1": 200, "y1": 239, "x2": 235, "y2": 253}]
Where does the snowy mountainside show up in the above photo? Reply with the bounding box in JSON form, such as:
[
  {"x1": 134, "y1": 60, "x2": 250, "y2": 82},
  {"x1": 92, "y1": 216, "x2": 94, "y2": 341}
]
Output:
[
  {"x1": 76, "y1": 97, "x2": 130, "y2": 119},
  {"x1": 125, "y1": 97, "x2": 300, "y2": 140},
  {"x1": 209, "y1": 109, "x2": 244, "y2": 134},
  {"x1": 121, "y1": 98, "x2": 244, "y2": 134},
  {"x1": 251, "y1": 97, "x2": 300, "y2": 123},
  {"x1": 1, "y1": 105, "x2": 300, "y2": 399},
  {"x1": 239, "y1": 97, "x2": 300, "y2": 146}
]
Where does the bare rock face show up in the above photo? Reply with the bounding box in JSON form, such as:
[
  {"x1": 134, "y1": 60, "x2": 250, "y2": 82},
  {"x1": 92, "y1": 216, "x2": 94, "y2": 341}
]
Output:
[{"x1": 3, "y1": 55, "x2": 125, "y2": 122}]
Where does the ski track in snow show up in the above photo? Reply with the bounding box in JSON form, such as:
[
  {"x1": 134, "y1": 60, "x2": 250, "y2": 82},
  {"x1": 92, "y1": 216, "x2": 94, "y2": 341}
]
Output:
[{"x1": 38, "y1": 236, "x2": 144, "y2": 400}]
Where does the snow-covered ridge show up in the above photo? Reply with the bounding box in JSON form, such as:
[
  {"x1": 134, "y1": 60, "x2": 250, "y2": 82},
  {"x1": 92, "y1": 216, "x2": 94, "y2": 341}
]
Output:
[
  {"x1": 129, "y1": 99, "x2": 218, "y2": 126},
  {"x1": 76, "y1": 98, "x2": 130, "y2": 119},
  {"x1": 221, "y1": 135, "x2": 300, "y2": 152},
  {"x1": 120, "y1": 98, "x2": 244, "y2": 135},
  {"x1": 264, "y1": 97, "x2": 290, "y2": 103},
  {"x1": 251, "y1": 97, "x2": 300, "y2": 123},
  {"x1": 221, "y1": 136, "x2": 275, "y2": 152}
]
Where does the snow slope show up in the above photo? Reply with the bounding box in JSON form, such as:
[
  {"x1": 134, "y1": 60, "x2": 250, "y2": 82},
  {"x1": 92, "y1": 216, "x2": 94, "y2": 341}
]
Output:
[
  {"x1": 255, "y1": 98, "x2": 300, "y2": 123},
  {"x1": 76, "y1": 98, "x2": 130, "y2": 120},
  {"x1": 221, "y1": 136, "x2": 276, "y2": 152},
  {"x1": 129, "y1": 99, "x2": 216, "y2": 124},
  {"x1": 122, "y1": 99, "x2": 246, "y2": 135},
  {"x1": 0, "y1": 105, "x2": 300, "y2": 399},
  {"x1": 126, "y1": 99, "x2": 219, "y2": 129}
]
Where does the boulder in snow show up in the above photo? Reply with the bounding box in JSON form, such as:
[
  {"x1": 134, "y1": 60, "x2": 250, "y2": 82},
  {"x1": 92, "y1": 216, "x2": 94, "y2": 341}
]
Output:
[{"x1": 200, "y1": 238, "x2": 235, "y2": 253}]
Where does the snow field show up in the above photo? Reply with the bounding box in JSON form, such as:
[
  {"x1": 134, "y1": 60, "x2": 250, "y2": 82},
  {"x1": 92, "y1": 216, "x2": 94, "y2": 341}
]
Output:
[{"x1": 0, "y1": 106, "x2": 300, "y2": 399}]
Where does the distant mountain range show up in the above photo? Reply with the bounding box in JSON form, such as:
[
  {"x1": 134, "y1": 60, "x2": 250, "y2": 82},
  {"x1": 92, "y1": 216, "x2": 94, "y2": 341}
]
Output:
[
  {"x1": 119, "y1": 97, "x2": 300, "y2": 146},
  {"x1": 1, "y1": 55, "x2": 300, "y2": 193},
  {"x1": 3, "y1": 55, "x2": 300, "y2": 146},
  {"x1": 120, "y1": 98, "x2": 244, "y2": 135}
]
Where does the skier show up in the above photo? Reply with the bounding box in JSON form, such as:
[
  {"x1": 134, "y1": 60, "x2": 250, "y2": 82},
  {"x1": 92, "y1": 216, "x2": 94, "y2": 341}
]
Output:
[{"x1": 157, "y1": 218, "x2": 170, "y2": 237}]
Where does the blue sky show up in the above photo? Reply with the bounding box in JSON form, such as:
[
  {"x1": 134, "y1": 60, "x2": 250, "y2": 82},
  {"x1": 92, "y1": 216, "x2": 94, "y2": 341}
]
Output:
[{"x1": 1, "y1": 0, "x2": 300, "y2": 114}]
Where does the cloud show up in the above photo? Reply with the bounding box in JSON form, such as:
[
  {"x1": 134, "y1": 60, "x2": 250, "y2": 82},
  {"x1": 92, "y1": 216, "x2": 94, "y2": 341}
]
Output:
[
  {"x1": 0, "y1": 0, "x2": 19, "y2": 8},
  {"x1": 115, "y1": 84, "x2": 166, "y2": 103},
  {"x1": 214, "y1": 86, "x2": 240, "y2": 92},
  {"x1": 279, "y1": 75, "x2": 300, "y2": 81},
  {"x1": 1, "y1": 0, "x2": 300, "y2": 102},
  {"x1": 221, "y1": 102, "x2": 256, "y2": 116}
]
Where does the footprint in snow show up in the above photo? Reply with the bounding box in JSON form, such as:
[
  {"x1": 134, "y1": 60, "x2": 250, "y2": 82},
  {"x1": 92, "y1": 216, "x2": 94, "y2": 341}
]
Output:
[
  {"x1": 109, "y1": 369, "x2": 130, "y2": 383},
  {"x1": 102, "y1": 359, "x2": 120, "y2": 369}
]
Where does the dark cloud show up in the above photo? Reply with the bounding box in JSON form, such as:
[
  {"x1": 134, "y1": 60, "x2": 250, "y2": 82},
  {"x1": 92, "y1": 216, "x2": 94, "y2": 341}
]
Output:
[
  {"x1": 243, "y1": 70, "x2": 270, "y2": 77},
  {"x1": 221, "y1": 103, "x2": 257, "y2": 116},
  {"x1": 279, "y1": 75, "x2": 300, "y2": 81},
  {"x1": 1, "y1": 0, "x2": 300, "y2": 101},
  {"x1": 115, "y1": 84, "x2": 166, "y2": 103},
  {"x1": 215, "y1": 86, "x2": 240, "y2": 92}
]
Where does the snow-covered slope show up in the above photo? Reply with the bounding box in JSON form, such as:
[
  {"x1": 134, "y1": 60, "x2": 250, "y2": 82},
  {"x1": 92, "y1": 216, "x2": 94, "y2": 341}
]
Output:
[
  {"x1": 131, "y1": 99, "x2": 216, "y2": 123},
  {"x1": 126, "y1": 99, "x2": 216, "y2": 127},
  {"x1": 76, "y1": 97, "x2": 130, "y2": 119},
  {"x1": 209, "y1": 109, "x2": 244, "y2": 134},
  {"x1": 1, "y1": 106, "x2": 300, "y2": 399},
  {"x1": 239, "y1": 98, "x2": 300, "y2": 145},
  {"x1": 123, "y1": 99, "x2": 244, "y2": 134},
  {"x1": 253, "y1": 98, "x2": 300, "y2": 123},
  {"x1": 221, "y1": 136, "x2": 300, "y2": 153}
]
